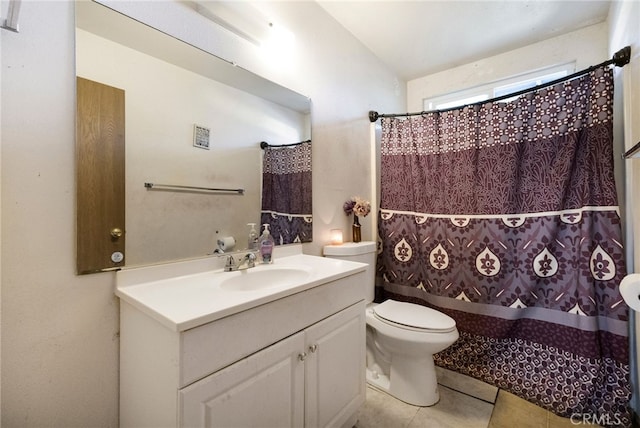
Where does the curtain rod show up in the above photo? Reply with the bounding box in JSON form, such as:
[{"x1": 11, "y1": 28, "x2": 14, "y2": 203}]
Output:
[
  {"x1": 260, "y1": 139, "x2": 311, "y2": 149},
  {"x1": 369, "y1": 45, "x2": 631, "y2": 122}
]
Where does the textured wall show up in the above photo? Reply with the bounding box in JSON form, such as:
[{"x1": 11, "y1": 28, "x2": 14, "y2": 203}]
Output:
[{"x1": 1, "y1": 3, "x2": 119, "y2": 425}]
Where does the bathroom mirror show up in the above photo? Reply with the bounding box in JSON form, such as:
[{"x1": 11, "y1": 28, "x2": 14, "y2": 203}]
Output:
[{"x1": 75, "y1": 1, "x2": 312, "y2": 269}]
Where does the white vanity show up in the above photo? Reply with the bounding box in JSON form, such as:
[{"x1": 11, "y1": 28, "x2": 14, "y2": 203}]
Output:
[{"x1": 116, "y1": 245, "x2": 367, "y2": 428}]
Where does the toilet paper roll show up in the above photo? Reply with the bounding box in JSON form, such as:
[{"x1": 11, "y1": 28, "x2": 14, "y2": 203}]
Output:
[
  {"x1": 620, "y1": 273, "x2": 640, "y2": 312},
  {"x1": 217, "y1": 236, "x2": 236, "y2": 252}
]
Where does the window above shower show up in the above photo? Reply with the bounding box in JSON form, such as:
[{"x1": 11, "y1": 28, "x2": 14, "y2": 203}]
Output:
[{"x1": 423, "y1": 62, "x2": 576, "y2": 111}]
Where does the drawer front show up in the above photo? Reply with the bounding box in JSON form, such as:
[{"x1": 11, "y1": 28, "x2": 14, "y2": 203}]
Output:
[{"x1": 180, "y1": 271, "x2": 364, "y2": 387}]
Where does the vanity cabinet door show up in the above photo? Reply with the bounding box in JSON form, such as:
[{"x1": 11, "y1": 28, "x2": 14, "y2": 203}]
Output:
[
  {"x1": 179, "y1": 332, "x2": 305, "y2": 428},
  {"x1": 304, "y1": 301, "x2": 366, "y2": 428}
]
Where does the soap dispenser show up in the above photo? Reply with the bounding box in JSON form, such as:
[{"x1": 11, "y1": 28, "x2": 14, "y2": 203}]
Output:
[
  {"x1": 259, "y1": 224, "x2": 275, "y2": 264},
  {"x1": 247, "y1": 223, "x2": 259, "y2": 250}
]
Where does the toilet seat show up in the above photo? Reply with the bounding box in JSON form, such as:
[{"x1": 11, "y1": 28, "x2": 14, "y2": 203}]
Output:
[{"x1": 373, "y1": 300, "x2": 456, "y2": 333}]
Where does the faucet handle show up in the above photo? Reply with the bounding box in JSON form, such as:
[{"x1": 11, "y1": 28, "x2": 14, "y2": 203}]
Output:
[
  {"x1": 224, "y1": 255, "x2": 236, "y2": 271},
  {"x1": 246, "y1": 252, "x2": 257, "y2": 268}
]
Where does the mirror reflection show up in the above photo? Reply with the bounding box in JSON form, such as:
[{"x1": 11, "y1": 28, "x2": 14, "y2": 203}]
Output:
[
  {"x1": 75, "y1": 1, "x2": 312, "y2": 268},
  {"x1": 260, "y1": 140, "x2": 313, "y2": 246}
]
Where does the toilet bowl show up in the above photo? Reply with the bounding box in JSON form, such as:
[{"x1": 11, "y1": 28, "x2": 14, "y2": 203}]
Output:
[
  {"x1": 365, "y1": 300, "x2": 458, "y2": 406},
  {"x1": 323, "y1": 241, "x2": 459, "y2": 406}
]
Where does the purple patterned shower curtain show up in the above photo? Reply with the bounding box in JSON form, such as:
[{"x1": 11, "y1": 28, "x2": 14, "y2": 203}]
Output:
[
  {"x1": 261, "y1": 142, "x2": 312, "y2": 244},
  {"x1": 377, "y1": 67, "x2": 631, "y2": 426}
]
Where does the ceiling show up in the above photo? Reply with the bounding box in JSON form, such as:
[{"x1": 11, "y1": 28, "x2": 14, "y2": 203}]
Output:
[{"x1": 317, "y1": 1, "x2": 612, "y2": 81}]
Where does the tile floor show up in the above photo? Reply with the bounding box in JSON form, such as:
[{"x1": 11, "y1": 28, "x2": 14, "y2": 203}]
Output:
[{"x1": 355, "y1": 384, "x2": 602, "y2": 428}]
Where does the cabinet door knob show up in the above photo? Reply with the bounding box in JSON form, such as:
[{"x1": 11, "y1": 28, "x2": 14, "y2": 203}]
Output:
[
  {"x1": 308, "y1": 344, "x2": 318, "y2": 353},
  {"x1": 110, "y1": 227, "x2": 123, "y2": 238},
  {"x1": 298, "y1": 352, "x2": 307, "y2": 362}
]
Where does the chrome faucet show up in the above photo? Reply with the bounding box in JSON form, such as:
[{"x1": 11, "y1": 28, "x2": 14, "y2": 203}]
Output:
[{"x1": 224, "y1": 251, "x2": 258, "y2": 272}]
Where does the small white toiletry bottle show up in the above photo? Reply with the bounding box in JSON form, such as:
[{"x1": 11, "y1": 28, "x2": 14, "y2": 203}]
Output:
[
  {"x1": 259, "y1": 224, "x2": 275, "y2": 264},
  {"x1": 247, "y1": 223, "x2": 259, "y2": 250}
]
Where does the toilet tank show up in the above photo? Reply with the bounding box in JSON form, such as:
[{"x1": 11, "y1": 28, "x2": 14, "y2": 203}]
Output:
[{"x1": 323, "y1": 241, "x2": 377, "y2": 303}]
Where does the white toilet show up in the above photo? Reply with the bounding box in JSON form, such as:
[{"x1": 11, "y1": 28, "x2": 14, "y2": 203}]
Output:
[{"x1": 323, "y1": 241, "x2": 459, "y2": 406}]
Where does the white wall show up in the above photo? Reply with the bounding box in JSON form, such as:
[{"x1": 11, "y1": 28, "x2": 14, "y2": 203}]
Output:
[
  {"x1": 609, "y1": 0, "x2": 640, "y2": 417},
  {"x1": 408, "y1": 23, "x2": 608, "y2": 112},
  {"x1": 610, "y1": 1, "x2": 640, "y2": 268},
  {"x1": 1, "y1": 2, "x2": 119, "y2": 425},
  {"x1": 0, "y1": 1, "x2": 403, "y2": 426}
]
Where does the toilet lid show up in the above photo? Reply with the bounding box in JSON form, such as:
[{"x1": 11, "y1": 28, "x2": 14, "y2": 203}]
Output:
[{"x1": 373, "y1": 300, "x2": 456, "y2": 332}]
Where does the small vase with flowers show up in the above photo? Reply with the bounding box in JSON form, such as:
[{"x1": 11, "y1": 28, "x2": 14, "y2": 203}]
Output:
[{"x1": 343, "y1": 196, "x2": 371, "y2": 243}]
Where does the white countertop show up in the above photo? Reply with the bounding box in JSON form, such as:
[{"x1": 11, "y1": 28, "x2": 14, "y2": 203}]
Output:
[{"x1": 116, "y1": 252, "x2": 366, "y2": 332}]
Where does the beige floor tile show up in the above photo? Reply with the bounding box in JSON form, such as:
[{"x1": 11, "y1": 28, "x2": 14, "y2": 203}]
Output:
[
  {"x1": 355, "y1": 386, "x2": 420, "y2": 428},
  {"x1": 407, "y1": 385, "x2": 494, "y2": 428},
  {"x1": 357, "y1": 379, "x2": 603, "y2": 428},
  {"x1": 547, "y1": 411, "x2": 601, "y2": 428},
  {"x1": 488, "y1": 390, "x2": 548, "y2": 428}
]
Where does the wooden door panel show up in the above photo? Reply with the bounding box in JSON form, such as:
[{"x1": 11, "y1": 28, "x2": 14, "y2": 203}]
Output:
[{"x1": 76, "y1": 77, "x2": 125, "y2": 274}]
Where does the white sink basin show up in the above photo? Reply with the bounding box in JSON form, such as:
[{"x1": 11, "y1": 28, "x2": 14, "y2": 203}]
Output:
[
  {"x1": 116, "y1": 252, "x2": 368, "y2": 331},
  {"x1": 219, "y1": 266, "x2": 313, "y2": 292}
]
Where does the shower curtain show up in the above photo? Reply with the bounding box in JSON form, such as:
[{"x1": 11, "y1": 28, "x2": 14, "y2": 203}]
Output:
[
  {"x1": 377, "y1": 67, "x2": 631, "y2": 426},
  {"x1": 261, "y1": 141, "x2": 312, "y2": 244}
]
